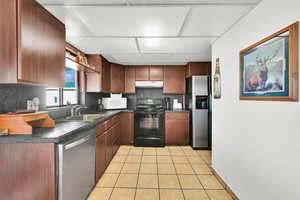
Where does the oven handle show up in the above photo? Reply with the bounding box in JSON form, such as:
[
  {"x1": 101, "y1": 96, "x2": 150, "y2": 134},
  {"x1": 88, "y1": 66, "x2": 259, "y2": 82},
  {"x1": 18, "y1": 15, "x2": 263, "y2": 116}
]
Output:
[{"x1": 64, "y1": 135, "x2": 91, "y2": 150}]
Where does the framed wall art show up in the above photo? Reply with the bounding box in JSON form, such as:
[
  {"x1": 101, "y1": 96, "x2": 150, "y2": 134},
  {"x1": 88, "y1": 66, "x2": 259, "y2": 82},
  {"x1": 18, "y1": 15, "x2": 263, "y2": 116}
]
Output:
[{"x1": 240, "y1": 22, "x2": 298, "y2": 101}]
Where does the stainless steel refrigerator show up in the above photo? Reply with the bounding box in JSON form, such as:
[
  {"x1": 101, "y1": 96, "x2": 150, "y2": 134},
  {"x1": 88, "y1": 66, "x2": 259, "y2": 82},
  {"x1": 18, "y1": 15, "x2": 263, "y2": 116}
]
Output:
[{"x1": 186, "y1": 76, "x2": 211, "y2": 149}]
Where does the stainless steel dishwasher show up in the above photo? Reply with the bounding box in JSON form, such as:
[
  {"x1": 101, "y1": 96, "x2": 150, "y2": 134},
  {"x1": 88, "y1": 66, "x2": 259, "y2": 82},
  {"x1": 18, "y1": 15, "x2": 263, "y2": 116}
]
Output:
[{"x1": 57, "y1": 127, "x2": 96, "y2": 200}]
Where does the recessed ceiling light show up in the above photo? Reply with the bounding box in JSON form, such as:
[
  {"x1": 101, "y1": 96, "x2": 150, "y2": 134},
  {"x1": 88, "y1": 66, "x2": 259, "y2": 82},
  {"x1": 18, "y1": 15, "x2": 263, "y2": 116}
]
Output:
[
  {"x1": 143, "y1": 38, "x2": 161, "y2": 48},
  {"x1": 144, "y1": 24, "x2": 161, "y2": 36}
]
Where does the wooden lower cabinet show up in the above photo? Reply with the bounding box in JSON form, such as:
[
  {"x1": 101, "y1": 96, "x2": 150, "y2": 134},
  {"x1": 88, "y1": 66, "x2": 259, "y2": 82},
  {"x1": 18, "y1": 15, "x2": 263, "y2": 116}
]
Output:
[
  {"x1": 165, "y1": 112, "x2": 189, "y2": 145},
  {"x1": 96, "y1": 133, "x2": 107, "y2": 181},
  {"x1": 95, "y1": 113, "x2": 123, "y2": 182},
  {"x1": 120, "y1": 112, "x2": 134, "y2": 145},
  {"x1": 0, "y1": 143, "x2": 56, "y2": 200},
  {"x1": 104, "y1": 128, "x2": 113, "y2": 167}
]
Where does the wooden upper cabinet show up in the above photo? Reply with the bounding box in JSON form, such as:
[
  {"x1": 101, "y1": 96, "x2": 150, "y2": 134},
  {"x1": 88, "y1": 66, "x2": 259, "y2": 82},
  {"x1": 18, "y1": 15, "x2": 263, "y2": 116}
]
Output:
[
  {"x1": 135, "y1": 65, "x2": 149, "y2": 81},
  {"x1": 163, "y1": 66, "x2": 186, "y2": 94},
  {"x1": 186, "y1": 62, "x2": 212, "y2": 78},
  {"x1": 110, "y1": 63, "x2": 124, "y2": 93},
  {"x1": 86, "y1": 72, "x2": 101, "y2": 92},
  {"x1": 86, "y1": 55, "x2": 111, "y2": 93},
  {"x1": 87, "y1": 54, "x2": 101, "y2": 72},
  {"x1": 0, "y1": 0, "x2": 65, "y2": 87},
  {"x1": 124, "y1": 66, "x2": 136, "y2": 94},
  {"x1": 101, "y1": 57, "x2": 111, "y2": 93},
  {"x1": 0, "y1": 0, "x2": 18, "y2": 83},
  {"x1": 149, "y1": 66, "x2": 164, "y2": 81}
]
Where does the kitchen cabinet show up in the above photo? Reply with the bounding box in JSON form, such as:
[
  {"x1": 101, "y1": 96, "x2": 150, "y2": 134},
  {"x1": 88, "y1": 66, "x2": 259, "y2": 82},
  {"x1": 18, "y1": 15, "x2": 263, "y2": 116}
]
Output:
[
  {"x1": 102, "y1": 57, "x2": 111, "y2": 92},
  {"x1": 135, "y1": 65, "x2": 164, "y2": 81},
  {"x1": 0, "y1": 0, "x2": 65, "y2": 87},
  {"x1": 124, "y1": 66, "x2": 136, "y2": 94},
  {"x1": 95, "y1": 114, "x2": 122, "y2": 180},
  {"x1": 150, "y1": 66, "x2": 164, "y2": 80},
  {"x1": 165, "y1": 112, "x2": 189, "y2": 145},
  {"x1": 111, "y1": 63, "x2": 125, "y2": 93},
  {"x1": 105, "y1": 128, "x2": 114, "y2": 166},
  {"x1": 87, "y1": 54, "x2": 101, "y2": 72},
  {"x1": 0, "y1": 143, "x2": 56, "y2": 200},
  {"x1": 186, "y1": 62, "x2": 212, "y2": 78},
  {"x1": 86, "y1": 55, "x2": 111, "y2": 93},
  {"x1": 135, "y1": 65, "x2": 150, "y2": 81},
  {"x1": 96, "y1": 126, "x2": 107, "y2": 182},
  {"x1": 120, "y1": 112, "x2": 134, "y2": 145},
  {"x1": 163, "y1": 66, "x2": 186, "y2": 94}
]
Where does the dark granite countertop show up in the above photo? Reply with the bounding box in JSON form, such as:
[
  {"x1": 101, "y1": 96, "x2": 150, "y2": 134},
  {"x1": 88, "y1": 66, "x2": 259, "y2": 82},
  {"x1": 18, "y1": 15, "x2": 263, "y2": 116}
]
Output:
[
  {"x1": 0, "y1": 109, "x2": 133, "y2": 144},
  {"x1": 165, "y1": 109, "x2": 190, "y2": 113}
]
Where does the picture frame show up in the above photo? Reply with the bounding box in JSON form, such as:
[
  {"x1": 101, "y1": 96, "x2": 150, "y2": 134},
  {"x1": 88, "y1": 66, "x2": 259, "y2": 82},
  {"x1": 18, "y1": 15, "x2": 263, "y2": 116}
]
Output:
[{"x1": 239, "y1": 22, "x2": 298, "y2": 101}]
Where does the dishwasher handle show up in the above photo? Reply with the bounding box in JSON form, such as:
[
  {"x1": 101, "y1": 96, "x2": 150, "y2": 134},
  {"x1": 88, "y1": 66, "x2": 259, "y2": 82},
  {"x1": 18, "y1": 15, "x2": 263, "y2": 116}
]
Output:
[{"x1": 64, "y1": 135, "x2": 91, "y2": 150}]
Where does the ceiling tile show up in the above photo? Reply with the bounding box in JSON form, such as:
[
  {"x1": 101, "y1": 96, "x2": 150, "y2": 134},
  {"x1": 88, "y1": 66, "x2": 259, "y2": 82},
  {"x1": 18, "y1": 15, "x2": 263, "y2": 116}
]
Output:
[
  {"x1": 68, "y1": 37, "x2": 138, "y2": 54},
  {"x1": 37, "y1": 0, "x2": 126, "y2": 5},
  {"x1": 67, "y1": 6, "x2": 190, "y2": 36},
  {"x1": 108, "y1": 52, "x2": 211, "y2": 65},
  {"x1": 128, "y1": 0, "x2": 261, "y2": 4},
  {"x1": 138, "y1": 37, "x2": 216, "y2": 53},
  {"x1": 45, "y1": 6, "x2": 94, "y2": 38},
  {"x1": 182, "y1": 5, "x2": 254, "y2": 36}
]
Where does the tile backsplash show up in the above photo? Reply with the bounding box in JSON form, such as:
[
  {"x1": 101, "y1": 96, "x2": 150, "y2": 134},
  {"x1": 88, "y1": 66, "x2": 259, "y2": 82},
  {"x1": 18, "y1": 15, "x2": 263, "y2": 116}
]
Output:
[
  {"x1": 0, "y1": 84, "x2": 184, "y2": 114},
  {"x1": 0, "y1": 84, "x2": 46, "y2": 114},
  {"x1": 125, "y1": 88, "x2": 184, "y2": 110}
]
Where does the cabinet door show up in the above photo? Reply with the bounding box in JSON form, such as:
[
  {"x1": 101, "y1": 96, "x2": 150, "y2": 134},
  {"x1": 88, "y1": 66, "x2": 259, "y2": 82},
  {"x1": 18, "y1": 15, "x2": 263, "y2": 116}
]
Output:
[
  {"x1": 163, "y1": 66, "x2": 186, "y2": 94},
  {"x1": 150, "y1": 66, "x2": 163, "y2": 81},
  {"x1": 135, "y1": 65, "x2": 149, "y2": 81},
  {"x1": 87, "y1": 55, "x2": 101, "y2": 72},
  {"x1": 111, "y1": 63, "x2": 124, "y2": 93},
  {"x1": 18, "y1": 0, "x2": 40, "y2": 83},
  {"x1": 0, "y1": 0, "x2": 18, "y2": 83},
  {"x1": 18, "y1": 0, "x2": 65, "y2": 87},
  {"x1": 96, "y1": 134, "x2": 106, "y2": 181},
  {"x1": 112, "y1": 122, "x2": 121, "y2": 155},
  {"x1": 101, "y1": 57, "x2": 111, "y2": 92},
  {"x1": 165, "y1": 119, "x2": 189, "y2": 145},
  {"x1": 0, "y1": 143, "x2": 56, "y2": 200},
  {"x1": 121, "y1": 112, "x2": 134, "y2": 145},
  {"x1": 125, "y1": 66, "x2": 136, "y2": 94},
  {"x1": 105, "y1": 129, "x2": 113, "y2": 166},
  {"x1": 186, "y1": 62, "x2": 212, "y2": 78},
  {"x1": 86, "y1": 72, "x2": 101, "y2": 92}
]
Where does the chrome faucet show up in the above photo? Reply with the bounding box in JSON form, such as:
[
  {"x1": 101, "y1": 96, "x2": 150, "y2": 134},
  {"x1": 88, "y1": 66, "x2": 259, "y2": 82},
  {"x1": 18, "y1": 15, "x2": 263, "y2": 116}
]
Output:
[
  {"x1": 75, "y1": 106, "x2": 88, "y2": 116},
  {"x1": 70, "y1": 105, "x2": 81, "y2": 117}
]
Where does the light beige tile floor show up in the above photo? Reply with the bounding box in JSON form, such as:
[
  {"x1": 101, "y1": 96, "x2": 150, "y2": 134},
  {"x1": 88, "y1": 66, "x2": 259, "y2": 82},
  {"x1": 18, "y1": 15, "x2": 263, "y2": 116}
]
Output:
[{"x1": 88, "y1": 145, "x2": 233, "y2": 200}]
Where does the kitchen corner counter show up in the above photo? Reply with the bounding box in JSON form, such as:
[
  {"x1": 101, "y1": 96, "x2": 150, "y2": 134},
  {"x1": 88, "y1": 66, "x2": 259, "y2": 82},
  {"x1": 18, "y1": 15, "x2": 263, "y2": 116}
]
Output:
[{"x1": 0, "y1": 109, "x2": 134, "y2": 144}]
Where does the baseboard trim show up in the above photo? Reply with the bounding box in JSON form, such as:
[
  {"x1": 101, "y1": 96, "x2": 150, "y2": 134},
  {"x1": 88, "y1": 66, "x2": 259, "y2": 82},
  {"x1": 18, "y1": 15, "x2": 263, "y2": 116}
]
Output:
[{"x1": 210, "y1": 167, "x2": 240, "y2": 200}]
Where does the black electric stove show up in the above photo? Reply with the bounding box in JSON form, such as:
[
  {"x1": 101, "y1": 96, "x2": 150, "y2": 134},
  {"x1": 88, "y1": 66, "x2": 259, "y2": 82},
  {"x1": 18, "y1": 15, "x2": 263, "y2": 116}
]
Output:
[{"x1": 134, "y1": 99, "x2": 165, "y2": 147}]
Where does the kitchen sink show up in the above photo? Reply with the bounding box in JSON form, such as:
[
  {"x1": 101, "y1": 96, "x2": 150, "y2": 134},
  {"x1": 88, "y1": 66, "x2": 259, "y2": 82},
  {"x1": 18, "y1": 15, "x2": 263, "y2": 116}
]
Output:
[{"x1": 62, "y1": 114, "x2": 106, "y2": 121}]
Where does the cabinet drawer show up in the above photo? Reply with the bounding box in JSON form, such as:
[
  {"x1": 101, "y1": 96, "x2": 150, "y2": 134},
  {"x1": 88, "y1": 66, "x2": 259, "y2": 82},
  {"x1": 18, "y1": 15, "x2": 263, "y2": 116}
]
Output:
[
  {"x1": 165, "y1": 113, "x2": 189, "y2": 120},
  {"x1": 112, "y1": 114, "x2": 121, "y2": 125},
  {"x1": 96, "y1": 119, "x2": 113, "y2": 136}
]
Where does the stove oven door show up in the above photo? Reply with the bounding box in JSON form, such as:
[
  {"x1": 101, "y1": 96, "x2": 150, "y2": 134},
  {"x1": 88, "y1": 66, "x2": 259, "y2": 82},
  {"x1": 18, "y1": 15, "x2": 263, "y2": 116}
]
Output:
[{"x1": 134, "y1": 111, "x2": 165, "y2": 147}]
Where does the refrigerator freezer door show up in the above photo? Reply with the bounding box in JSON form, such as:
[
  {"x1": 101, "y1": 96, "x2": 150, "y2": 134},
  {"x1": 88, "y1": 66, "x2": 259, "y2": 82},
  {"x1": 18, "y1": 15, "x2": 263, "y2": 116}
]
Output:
[
  {"x1": 193, "y1": 110, "x2": 209, "y2": 148},
  {"x1": 193, "y1": 76, "x2": 208, "y2": 96},
  {"x1": 191, "y1": 76, "x2": 209, "y2": 149}
]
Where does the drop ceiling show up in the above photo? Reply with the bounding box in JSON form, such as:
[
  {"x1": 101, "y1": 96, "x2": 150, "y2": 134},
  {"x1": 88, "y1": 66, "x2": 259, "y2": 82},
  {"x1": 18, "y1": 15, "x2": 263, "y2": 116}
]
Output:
[{"x1": 37, "y1": 0, "x2": 262, "y2": 65}]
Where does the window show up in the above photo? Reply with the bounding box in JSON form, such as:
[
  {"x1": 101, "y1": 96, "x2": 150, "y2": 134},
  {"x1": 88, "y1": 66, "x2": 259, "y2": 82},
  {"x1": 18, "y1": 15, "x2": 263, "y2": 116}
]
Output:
[{"x1": 46, "y1": 69, "x2": 79, "y2": 107}]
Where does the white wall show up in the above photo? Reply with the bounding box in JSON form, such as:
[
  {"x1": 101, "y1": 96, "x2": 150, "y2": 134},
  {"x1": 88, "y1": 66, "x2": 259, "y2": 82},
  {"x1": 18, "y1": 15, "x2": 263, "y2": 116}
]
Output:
[{"x1": 212, "y1": 0, "x2": 300, "y2": 199}]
